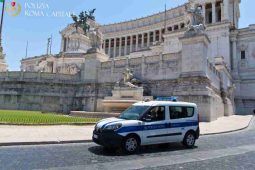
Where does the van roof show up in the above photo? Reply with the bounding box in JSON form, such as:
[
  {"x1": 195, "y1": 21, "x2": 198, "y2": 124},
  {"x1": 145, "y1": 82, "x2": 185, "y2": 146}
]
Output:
[{"x1": 134, "y1": 101, "x2": 197, "y2": 107}]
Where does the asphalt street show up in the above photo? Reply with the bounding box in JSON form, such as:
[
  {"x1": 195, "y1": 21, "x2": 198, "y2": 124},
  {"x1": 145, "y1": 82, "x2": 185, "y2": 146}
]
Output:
[{"x1": 0, "y1": 117, "x2": 254, "y2": 170}]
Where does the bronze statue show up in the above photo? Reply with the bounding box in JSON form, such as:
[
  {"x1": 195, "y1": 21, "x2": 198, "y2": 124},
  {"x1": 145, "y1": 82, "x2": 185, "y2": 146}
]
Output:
[{"x1": 71, "y1": 9, "x2": 96, "y2": 35}]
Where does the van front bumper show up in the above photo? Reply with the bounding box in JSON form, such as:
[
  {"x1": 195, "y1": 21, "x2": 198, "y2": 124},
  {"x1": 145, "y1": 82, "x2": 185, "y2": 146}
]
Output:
[{"x1": 92, "y1": 130, "x2": 124, "y2": 148}]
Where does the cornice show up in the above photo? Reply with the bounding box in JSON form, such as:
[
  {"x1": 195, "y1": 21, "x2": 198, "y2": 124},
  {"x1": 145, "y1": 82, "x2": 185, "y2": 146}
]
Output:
[
  {"x1": 103, "y1": 16, "x2": 186, "y2": 38},
  {"x1": 101, "y1": 4, "x2": 187, "y2": 28}
]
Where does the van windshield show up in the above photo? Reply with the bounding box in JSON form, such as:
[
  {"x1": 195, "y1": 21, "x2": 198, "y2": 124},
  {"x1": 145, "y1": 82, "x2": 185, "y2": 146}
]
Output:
[{"x1": 119, "y1": 106, "x2": 150, "y2": 120}]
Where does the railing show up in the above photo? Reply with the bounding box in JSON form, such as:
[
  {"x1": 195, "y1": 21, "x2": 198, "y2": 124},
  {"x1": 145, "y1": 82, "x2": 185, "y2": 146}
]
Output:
[
  {"x1": 206, "y1": 60, "x2": 221, "y2": 90},
  {"x1": 0, "y1": 71, "x2": 81, "y2": 84}
]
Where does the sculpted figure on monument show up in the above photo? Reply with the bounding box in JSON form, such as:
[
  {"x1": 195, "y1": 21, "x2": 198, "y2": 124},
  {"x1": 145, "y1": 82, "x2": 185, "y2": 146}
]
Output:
[
  {"x1": 185, "y1": 0, "x2": 205, "y2": 35},
  {"x1": 89, "y1": 27, "x2": 103, "y2": 50},
  {"x1": 71, "y1": 9, "x2": 96, "y2": 35},
  {"x1": 116, "y1": 68, "x2": 141, "y2": 88}
]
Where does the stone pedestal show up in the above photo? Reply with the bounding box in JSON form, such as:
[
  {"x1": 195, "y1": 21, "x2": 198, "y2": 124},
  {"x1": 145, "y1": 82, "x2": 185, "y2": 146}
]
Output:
[
  {"x1": 101, "y1": 86, "x2": 151, "y2": 112},
  {"x1": 180, "y1": 34, "x2": 210, "y2": 77},
  {"x1": 178, "y1": 33, "x2": 225, "y2": 122},
  {"x1": 66, "y1": 33, "x2": 92, "y2": 53},
  {"x1": 81, "y1": 49, "x2": 109, "y2": 82}
]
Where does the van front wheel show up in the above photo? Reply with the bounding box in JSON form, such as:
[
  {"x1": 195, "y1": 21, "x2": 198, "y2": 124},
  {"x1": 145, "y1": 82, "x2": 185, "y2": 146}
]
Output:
[
  {"x1": 183, "y1": 132, "x2": 196, "y2": 148},
  {"x1": 122, "y1": 135, "x2": 140, "y2": 154}
]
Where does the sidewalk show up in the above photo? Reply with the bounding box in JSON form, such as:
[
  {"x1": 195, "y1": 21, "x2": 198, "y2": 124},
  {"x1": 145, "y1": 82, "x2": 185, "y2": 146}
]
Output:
[{"x1": 0, "y1": 115, "x2": 253, "y2": 146}]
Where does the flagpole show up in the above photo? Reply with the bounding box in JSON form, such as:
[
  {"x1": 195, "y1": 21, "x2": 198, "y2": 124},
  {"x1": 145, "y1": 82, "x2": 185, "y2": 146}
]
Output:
[
  {"x1": 164, "y1": 4, "x2": 167, "y2": 32},
  {"x1": 25, "y1": 41, "x2": 28, "y2": 58},
  {"x1": 0, "y1": 0, "x2": 5, "y2": 48},
  {"x1": 50, "y1": 34, "x2": 52, "y2": 55}
]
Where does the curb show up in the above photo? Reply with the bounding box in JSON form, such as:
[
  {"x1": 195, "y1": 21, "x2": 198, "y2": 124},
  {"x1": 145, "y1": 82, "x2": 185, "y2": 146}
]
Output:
[
  {"x1": 1, "y1": 116, "x2": 254, "y2": 147},
  {"x1": 0, "y1": 123, "x2": 96, "y2": 126},
  {"x1": 200, "y1": 115, "x2": 254, "y2": 136},
  {"x1": 0, "y1": 140, "x2": 93, "y2": 147}
]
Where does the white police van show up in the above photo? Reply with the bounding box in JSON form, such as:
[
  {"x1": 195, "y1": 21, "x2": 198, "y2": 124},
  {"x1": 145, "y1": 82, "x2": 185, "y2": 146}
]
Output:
[{"x1": 93, "y1": 99, "x2": 200, "y2": 154}]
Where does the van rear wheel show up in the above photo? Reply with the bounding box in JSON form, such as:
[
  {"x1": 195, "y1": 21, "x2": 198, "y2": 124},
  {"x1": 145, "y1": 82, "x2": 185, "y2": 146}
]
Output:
[{"x1": 183, "y1": 132, "x2": 196, "y2": 148}]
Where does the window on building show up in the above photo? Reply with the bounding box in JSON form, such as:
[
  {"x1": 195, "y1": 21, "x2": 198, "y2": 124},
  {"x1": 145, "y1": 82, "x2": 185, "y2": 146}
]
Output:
[
  {"x1": 216, "y1": 1, "x2": 222, "y2": 22},
  {"x1": 168, "y1": 27, "x2": 172, "y2": 31},
  {"x1": 63, "y1": 38, "x2": 67, "y2": 52},
  {"x1": 206, "y1": 3, "x2": 212, "y2": 24},
  {"x1": 241, "y1": 51, "x2": 246, "y2": 60},
  {"x1": 169, "y1": 106, "x2": 194, "y2": 119},
  {"x1": 155, "y1": 30, "x2": 160, "y2": 41},
  {"x1": 174, "y1": 25, "x2": 179, "y2": 30},
  {"x1": 180, "y1": 23, "x2": 185, "y2": 29},
  {"x1": 208, "y1": 12, "x2": 212, "y2": 23},
  {"x1": 150, "y1": 32, "x2": 154, "y2": 43}
]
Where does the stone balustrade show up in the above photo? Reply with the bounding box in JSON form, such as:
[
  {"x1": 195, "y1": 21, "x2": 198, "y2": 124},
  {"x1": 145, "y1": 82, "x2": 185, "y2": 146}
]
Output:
[{"x1": 0, "y1": 71, "x2": 81, "y2": 84}]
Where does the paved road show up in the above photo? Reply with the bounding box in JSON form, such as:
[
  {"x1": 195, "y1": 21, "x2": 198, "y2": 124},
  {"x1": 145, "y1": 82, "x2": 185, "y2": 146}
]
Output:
[{"x1": 0, "y1": 117, "x2": 254, "y2": 170}]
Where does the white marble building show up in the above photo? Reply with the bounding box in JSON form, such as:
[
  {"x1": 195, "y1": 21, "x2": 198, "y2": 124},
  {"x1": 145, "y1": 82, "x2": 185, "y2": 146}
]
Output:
[{"x1": 19, "y1": 0, "x2": 255, "y2": 120}]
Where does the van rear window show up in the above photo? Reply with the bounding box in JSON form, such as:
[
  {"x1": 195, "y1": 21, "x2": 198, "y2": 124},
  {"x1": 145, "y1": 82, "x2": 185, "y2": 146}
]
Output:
[{"x1": 169, "y1": 106, "x2": 194, "y2": 119}]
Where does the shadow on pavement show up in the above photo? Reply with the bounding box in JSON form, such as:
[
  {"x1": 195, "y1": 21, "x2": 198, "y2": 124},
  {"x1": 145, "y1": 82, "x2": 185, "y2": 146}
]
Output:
[{"x1": 88, "y1": 143, "x2": 197, "y2": 156}]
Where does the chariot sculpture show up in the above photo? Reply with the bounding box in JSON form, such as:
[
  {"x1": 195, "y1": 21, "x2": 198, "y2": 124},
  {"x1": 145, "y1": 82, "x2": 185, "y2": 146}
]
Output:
[{"x1": 71, "y1": 9, "x2": 96, "y2": 35}]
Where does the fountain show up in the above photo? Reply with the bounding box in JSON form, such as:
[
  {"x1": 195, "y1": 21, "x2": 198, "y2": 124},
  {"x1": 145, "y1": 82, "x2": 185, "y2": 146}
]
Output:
[{"x1": 102, "y1": 68, "x2": 152, "y2": 112}]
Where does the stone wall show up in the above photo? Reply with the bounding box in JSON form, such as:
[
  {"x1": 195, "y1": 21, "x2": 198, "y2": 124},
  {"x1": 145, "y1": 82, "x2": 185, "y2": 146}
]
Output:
[
  {"x1": 0, "y1": 72, "x2": 81, "y2": 113},
  {"x1": 98, "y1": 53, "x2": 181, "y2": 83}
]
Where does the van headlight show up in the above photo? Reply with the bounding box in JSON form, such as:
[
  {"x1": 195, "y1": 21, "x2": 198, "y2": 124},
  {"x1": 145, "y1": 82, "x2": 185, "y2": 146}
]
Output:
[{"x1": 104, "y1": 123, "x2": 122, "y2": 131}]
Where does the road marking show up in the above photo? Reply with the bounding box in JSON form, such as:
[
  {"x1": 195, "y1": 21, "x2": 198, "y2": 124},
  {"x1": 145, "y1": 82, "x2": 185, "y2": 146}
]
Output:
[{"x1": 46, "y1": 144, "x2": 255, "y2": 170}]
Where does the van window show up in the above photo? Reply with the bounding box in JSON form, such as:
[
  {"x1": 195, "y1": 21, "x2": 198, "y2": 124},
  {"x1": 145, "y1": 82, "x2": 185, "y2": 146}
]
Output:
[
  {"x1": 144, "y1": 106, "x2": 165, "y2": 122},
  {"x1": 169, "y1": 106, "x2": 194, "y2": 119}
]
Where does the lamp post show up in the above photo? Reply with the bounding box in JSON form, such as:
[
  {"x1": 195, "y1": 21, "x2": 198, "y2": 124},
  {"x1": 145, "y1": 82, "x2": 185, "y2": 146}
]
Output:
[{"x1": 0, "y1": 0, "x2": 6, "y2": 55}]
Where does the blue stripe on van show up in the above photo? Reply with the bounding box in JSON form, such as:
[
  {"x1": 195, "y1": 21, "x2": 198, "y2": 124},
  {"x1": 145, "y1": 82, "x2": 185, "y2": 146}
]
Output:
[{"x1": 116, "y1": 121, "x2": 198, "y2": 133}]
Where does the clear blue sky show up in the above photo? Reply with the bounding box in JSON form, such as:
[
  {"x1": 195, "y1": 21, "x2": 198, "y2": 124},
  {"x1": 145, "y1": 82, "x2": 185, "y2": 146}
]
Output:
[{"x1": 1, "y1": 0, "x2": 255, "y2": 71}]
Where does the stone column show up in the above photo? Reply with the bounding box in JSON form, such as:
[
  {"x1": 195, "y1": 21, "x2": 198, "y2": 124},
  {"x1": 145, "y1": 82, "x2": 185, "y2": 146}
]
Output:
[
  {"x1": 113, "y1": 38, "x2": 117, "y2": 58},
  {"x1": 119, "y1": 37, "x2": 122, "y2": 56},
  {"x1": 141, "y1": 55, "x2": 145, "y2": 78},
  {"x1": 147, "y1": 32, "x2": 150, "y2": 47},
  {"x1": 159, "y1": 29, "x2": 162, "y2": 42},
  {"x1": 232, "y1": 37, "x2": 238, "y2": 71},
  {"x1": 111, "y1": 59, "x2": 114, "y2": 81},
  {"x1": 233, "y1": 0, "x2": 237, "y2": 27},
  {"x1": 159, "y1": 53, "x2": 163, "y2": 76},
  {"x1": 136, "y1": 34, "x2": 139, "y2": 51},
  {"x1": 202, "y1": 4, "x2": 206, "y2": 24},
  {"x1": 108, "y1": 39, "x2": 111, "y2": 56},
  {"x1": 130, "y1": 35, "x2": 133, "y2": 53},
  {"x1": 220, "y1": 3, "x2": 224, "y2": 22},
  {"x1": 141, "y1": 33, "x2": 144, "y2": 48},
  {"x1": 124, "y1": 36, "x2": 128, "y2": 56},
  {"x1": 153, "y1": 30, "x2": 156, "y2": 42},
  {"x1": 223, "y1": 0, "x2": 229, "y2": 21},
  {"x1": 212, "y1": 1, "x2": 216, "y2": 23}
]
